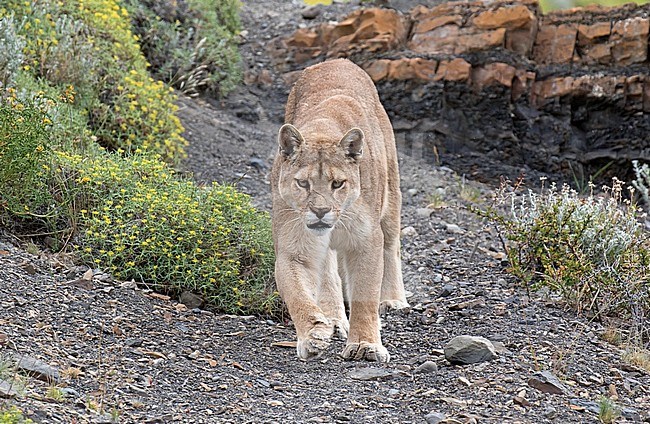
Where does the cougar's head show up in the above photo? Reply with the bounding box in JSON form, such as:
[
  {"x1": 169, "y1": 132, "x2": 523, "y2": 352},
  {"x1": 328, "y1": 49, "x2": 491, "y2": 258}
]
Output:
[{"x1": 276, "y1": 123, "x2": 363, "y2": 234}]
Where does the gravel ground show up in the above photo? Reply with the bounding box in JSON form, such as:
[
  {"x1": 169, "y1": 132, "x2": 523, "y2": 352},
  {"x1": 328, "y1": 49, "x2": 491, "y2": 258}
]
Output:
[{"x1": 1, "y1": 1, "x2": 650, "y2": 423}]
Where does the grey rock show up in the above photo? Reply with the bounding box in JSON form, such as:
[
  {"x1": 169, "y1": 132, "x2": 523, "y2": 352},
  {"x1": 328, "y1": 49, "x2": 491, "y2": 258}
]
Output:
[
  {"x1": 60, "y1": 387, "x2": 80, "y2": 398},
  {"x1": 543, "y1": 406, "x2": 558, "y2": 419},
  {"x1": 449, "y1": 298, "x2": 486, "y2": 311},
  {"x1": 445, "y1": 223, "x2": 464, "y2": 234},
  {"x1": 414, "y1": 360, "x2": 438, "y2": 374},
  {"x1": 569, "y1": 398, "x2": 599, "y2": 414},
  {"x1": 439, "y1": 283, "x2": 456, "y2": 297},
  {"x1": 120, "y1": 281, "x2": 137, "y2": 290},
  {"x1": 180, "y1": 291, "x2": 204, "y2": 309},
  {"x1": 126, "y1": 338, "x2": 143, "y2": 347},
  {"x1": 491, "y1": 341, "x2": 510, "y2": 354},
  {"x1": 301, "y1": 5, "x2": 321, "y2": 19},
  {"x1": 416, "y1": 208, "x2": 433, "y2": 218},
  {"x1": 444, "y1": 335, "x2": 497, "y2": 365},
  {"x1": 0, "y1": 379, "x2": 18, "y2": 398},
  {"x1": 529, "y1": 371, "x2": 570, "y2": 395},
  {"x1": 348, "y1": 367, "x2": 399, "y2": 381},
  {"x1": 93, "y1": 412, "x2": 117, "y2": 424},
  {"x1": 95, "y1": 273, "x2": 112, "y2": 283},
  {"x1": 425, "y1": 412, "x2": 446, "y2": 424},
  {"x1": 249, "y1": 157, "x2": 268, "y2": 171},
  {"x1": 401, "y1": 226, "x2": 418, "y2": 237},
  {"x1": 21, "y1": 262, "x2": 36, "y2": 275},
  {"x1": 622, "y1": 407, "x2": 641, "y2": 421},
  {"x1": 14, "y1": 354, "x2": 60, "y2": 383}
]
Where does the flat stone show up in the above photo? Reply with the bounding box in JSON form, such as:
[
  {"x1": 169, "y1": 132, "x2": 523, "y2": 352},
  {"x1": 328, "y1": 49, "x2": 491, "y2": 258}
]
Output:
[
  {"x1": 577, "y1": 21, "x2": 611, "y2": 42},
  {"x1": 582, "y1": 42, "x2": 611, "y2": 64},
  {"x1": 326, "y1": 8, "x2": 408, "y2": 56},
  {"x1": 528, "y1": 371, "x2": 570, "y2": 395},
  {"x1": 348, "y1": 367, "x2": 399, "y2": 381},
  {"x1": 14, "y1": 354, "x2": 60, "y2": 383},
  {"x1": 439, "y1": 283, "x2": 456, "y2": 297},
  {"x1": 180, "y1": 291, "x2": 204, "y2": 309},
  {"x1": 444, "y1": 335, "x2": 497, "y2": 365},
  {"x1": 301, "y1": 5, "x2": 321, "y2": 20},
  {"x1": 473, "y1": 5, "x2": 535, "y2": 30},
  {"x1": 0, "y1": 379, "x2": 18, "y2": 398},
  {"x1": 454, "y1": 28, "x2": 506, "y2": 54},
  {"x1": 287, "y1": 28, "x2": 321, "y2": 48},
  {"x1": 414, "y1": 360, "x2": 438, "y2": 374},
  {"x1": 425, "y1": 411, "x2": 446, "y2": 424},
  {"x1": 445, "y1": 223, "x2": 464, "y2": 234},
  {"x1": 449, "y1": 298, "x2": 485, "y2": 310},
  {"x1": 413, "y1": 14, "x2": 463, "y2": 34},
  {"x1": 569, "y1": 398, "x2": 599, "y2": 413}
]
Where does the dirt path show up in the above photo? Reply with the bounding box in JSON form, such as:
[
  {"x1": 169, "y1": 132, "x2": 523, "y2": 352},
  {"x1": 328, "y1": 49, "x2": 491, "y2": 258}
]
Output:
[{"x1": 1, "y1": 1, "x2": 649, "y2": 423}]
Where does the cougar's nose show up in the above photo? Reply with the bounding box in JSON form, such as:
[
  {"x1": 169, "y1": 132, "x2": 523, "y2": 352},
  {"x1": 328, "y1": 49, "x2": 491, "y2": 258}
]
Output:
[{"x1": 310, "y1": 206, "x2": 331, "y2": 219}]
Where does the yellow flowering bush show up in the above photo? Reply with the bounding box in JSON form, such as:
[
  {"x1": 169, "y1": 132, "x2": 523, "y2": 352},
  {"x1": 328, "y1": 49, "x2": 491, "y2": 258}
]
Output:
[
  {"x1": 4, "y1": 0, "x2": 187, "y2": 163},
  {"x1": 58, "y1": 150, "x2": 279, "y2": 316},
  {"x1": 0, "y1": 406, "x2": 33, "y2": 424},
  {"x1": 0, "y1": 2, "x2": 278, "y2": 316}
]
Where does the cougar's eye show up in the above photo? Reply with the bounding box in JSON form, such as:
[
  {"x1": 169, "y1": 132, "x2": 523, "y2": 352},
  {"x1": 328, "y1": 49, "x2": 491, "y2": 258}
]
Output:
[
  {"x1": 296, "y1": 179, "x2": 310, "y2": 189},
  {"x1": 331, "y1": 180, "x2": 345, "y2": 190}
]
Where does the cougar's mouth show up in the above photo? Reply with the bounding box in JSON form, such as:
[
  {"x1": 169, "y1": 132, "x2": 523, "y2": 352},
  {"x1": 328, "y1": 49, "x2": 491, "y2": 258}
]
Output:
[{"x1": 307, "y1": 221, "x2": 333, "y2": 230}]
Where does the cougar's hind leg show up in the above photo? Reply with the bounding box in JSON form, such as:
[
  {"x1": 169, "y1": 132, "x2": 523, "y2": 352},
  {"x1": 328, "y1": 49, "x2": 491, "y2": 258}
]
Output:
[{"x1": 380, "y1": 189, "x2": 409, "y2": 314}]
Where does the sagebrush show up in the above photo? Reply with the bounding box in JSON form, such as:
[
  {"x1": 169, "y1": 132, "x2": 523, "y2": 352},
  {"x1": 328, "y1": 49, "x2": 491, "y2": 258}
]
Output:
[{"x1": 478, "y1": 178, "x2": 650, "y2": 342}]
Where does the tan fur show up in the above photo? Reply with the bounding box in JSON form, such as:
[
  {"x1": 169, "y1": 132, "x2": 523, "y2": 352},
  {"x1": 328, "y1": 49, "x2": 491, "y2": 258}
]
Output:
[{"x1": 271, "y1": 59, "x2": 408, "y2": 362}]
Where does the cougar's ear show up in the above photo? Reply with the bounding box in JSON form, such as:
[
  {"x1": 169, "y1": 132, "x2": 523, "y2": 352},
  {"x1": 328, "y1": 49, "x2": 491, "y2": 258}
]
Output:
[
  {"x1": 339, "y1": 128, "x2": 364, "y2": 160},
  {"x1": 278, "y1": 124, "x2": 304, "y2": 158}
]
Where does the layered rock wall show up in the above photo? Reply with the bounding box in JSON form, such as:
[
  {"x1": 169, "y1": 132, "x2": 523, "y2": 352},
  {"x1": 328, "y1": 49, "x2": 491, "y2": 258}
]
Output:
[{"x1": 269, "y1": 1, "x2": 650, "y2": 178}]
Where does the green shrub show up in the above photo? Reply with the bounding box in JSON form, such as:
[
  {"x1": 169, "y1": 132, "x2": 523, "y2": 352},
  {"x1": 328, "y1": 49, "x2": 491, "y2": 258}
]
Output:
[
  {"x1": 56, "y1": 150, "x2": 279, "y2": 316},
  {"x1": 0, "y1": 81, "x2": 98, "y2": 241},
  {"x1": 0, "y1": 1, "x2": 278, "y2": 317},
  {"x1": 597, "y1": 396, "x2": 621, "y2": 424},
  {"x1": 124, "y1": 0, "x2": 242, "y2": 97},
  {"x1": 0, "y1": 89, "x2": 52, "y2": 220},
  {"x1": 479, "y1": 178, "x2": 650, "y2": 334}
]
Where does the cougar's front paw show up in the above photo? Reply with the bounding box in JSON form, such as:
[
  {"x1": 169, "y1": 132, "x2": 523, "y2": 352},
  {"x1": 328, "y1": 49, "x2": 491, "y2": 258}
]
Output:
[
  {"x1": 379, "y1": 299, "x2": 410, "y2": 315},
  {"x1": 341, "y1": 341, "x2": 390, "y2": 363},
  {"x1": 296, "y1": 319, "x2": 334, "y2": 360}
]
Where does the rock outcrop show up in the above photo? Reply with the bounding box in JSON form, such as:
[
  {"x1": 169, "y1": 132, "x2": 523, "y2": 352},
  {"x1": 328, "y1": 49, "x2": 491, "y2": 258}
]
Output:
[{"x1": 269, "y1": 0, "x2": 650, "y2": 179}]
